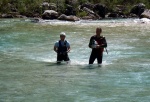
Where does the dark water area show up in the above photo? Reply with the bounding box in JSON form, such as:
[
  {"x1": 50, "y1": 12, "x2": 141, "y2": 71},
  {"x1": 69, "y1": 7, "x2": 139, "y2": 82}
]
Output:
[{"x1": 0, "y1": 18, "x2": 150, "y2": 102}]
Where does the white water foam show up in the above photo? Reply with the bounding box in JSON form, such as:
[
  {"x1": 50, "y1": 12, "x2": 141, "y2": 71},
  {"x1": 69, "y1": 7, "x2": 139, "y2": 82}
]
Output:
[{"x1": 134, "y1": 18, "x2": 150, "y2": 23}]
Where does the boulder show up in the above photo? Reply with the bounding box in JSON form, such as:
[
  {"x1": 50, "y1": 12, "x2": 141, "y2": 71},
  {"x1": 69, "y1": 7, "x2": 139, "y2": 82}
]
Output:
[
  {"x1": 15, "y1": 15, "x2": 27, "y2": 18},
  {"x1": 64, "y1": 4, "x2": 76, "y2": 16},
  {"x1": 82, "y1": 7, "x2": 100, "y2": 19},
  {"x1": 1, "y1": 14, "x2": 13, "y2": 18},
  {"x1": 115, "y1": 5, "x2": 126, "y2": 12},
  {"x1": 41, "y1": 2, "x2": 57, "y2": 11},
  {"x1": 82, "y1": 7, "x2": 95, "y2": 15},
  {"x1": 129, "y1": 13, "x2": 138, "y2": 18},
  {"x1": 31, "y1": 18, "x2": 43, "y2": 23},
  {"x1": 58, "y1": 14, "x2": 80, "y2": 21},
  {"x1": 65, "y1": 0, "x2": 78, "y2": 6},
  {"x1": 130, "y1": 3, "x2": 145, "y2": 17},
  {"x1": 80, "y1": 3, "x2": 94, "y2": 10},
  {"x1": 107, "y1": 12, "x2": 126, "y2": 18},
  {"x1": 49, "y1": 3, "x2": 57, "y2": 11},
  {"x1": 42, "y1": 10, "x2": 59, "y2": 19},
  {"x1": 93, "y1": 3, "x2": 107, "y2": 18},
  {"x1": 107, "y1": 13, "x2": 118, "y2": 18},
  {"x1": 140, "y1": 9, "x2": 150, "y2": 19},
  {"x1": 41, "y1": 2, "x2": 50, "y2": 11},
  {"x1": 81, "y1": 14, "x2": 99, "y2": 20}
]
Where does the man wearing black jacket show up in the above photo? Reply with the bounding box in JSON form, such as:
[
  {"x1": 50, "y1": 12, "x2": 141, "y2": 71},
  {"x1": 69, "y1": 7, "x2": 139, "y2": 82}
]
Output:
[{"x1": 88, "y1": 27, "x2": 107, "y2": 64}]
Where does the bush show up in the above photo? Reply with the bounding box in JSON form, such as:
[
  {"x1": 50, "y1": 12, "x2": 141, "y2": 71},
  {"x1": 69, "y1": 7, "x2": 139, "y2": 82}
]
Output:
[
  {"x1": 0, "y1": 0, "x2": 150, "y2": 17},
  {"x1": 77, "y1": 11, "x2": 88, "y2": 17}
]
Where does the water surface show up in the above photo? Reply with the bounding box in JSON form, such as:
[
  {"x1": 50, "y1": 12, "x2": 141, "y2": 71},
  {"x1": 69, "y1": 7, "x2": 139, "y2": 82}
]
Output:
[{"x1": 0, "y1": 18, "x2": 150, "y2": 102}]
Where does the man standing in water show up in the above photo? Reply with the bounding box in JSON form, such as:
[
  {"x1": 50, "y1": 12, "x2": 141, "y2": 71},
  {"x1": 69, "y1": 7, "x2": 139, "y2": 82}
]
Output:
[
  {"x1": 54, "y1": 32, "x2": 70, "y2": 63},
  {"x1": 88, "y1": 27, "x2": 107, "y2": 64}
]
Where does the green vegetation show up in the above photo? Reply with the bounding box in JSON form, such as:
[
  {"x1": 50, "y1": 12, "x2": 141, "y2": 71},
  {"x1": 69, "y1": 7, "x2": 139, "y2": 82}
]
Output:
[{"x1": 0, "y1": 0, "x2": 150, "y2": 17}]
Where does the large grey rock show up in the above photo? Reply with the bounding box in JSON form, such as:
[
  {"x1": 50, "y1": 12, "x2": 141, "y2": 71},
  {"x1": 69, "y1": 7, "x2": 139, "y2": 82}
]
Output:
[
  {"x1": 42, "y1": 10, "x2": 58, "y2": 19},
  {"x1": 130, "y1": 3, "x2": 145, "y2": 17},
  {"x1": 140, "y1": 9, "x2": 150, "y2": 19}
]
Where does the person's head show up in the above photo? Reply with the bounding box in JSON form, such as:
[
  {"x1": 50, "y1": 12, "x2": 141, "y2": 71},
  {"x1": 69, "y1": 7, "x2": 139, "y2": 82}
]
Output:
[
  {"x1": 96, "y1": 27, "x2": 102, "y2": 36},
  {"x1": 60, "y1": 32, "x2": 66, "y2": 41}
]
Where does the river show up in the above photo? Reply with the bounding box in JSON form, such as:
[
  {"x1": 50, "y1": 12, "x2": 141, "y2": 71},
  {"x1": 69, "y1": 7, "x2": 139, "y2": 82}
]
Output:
[{"x1": 0, "y1": 18, "x2": 150, "y2": 102}]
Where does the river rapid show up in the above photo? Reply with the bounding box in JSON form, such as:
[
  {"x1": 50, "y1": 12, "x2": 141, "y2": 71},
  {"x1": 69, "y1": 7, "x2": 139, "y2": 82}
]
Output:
[{"x1": 0, "y1": 18, "x2": 150, "y2": 102}]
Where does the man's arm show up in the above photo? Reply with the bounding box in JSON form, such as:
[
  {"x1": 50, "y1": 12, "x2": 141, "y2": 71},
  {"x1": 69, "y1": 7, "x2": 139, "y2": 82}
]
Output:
[
  {"x1": 54, "y1": 42, "x2": 58, "y2": 53},
  {"x1": 67, "y1": 46, "x2": 70, "y2": 53},
  {"x1": 100, "y1": 37, "x2": 107, "y2": 48},
  {"x1": 66, "y1": 41, "x2": 70, "y2": 53},
  {"x1": 88, "y1": 37, "x2": 93, "y2": 48},
  {"x1": 54, "y1": 46, "x2": 58, "y2": 53}
]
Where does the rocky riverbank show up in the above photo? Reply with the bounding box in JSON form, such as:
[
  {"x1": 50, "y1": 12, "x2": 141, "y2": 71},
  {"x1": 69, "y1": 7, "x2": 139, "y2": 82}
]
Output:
[{"x1": 0, "y1": 2, "x2": 150, "y2": 21}]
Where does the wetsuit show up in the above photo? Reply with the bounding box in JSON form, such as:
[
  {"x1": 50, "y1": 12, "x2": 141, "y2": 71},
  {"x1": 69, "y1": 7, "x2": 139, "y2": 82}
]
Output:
[
  {"x1": 89, "y1": 35, "x2": 107, "y2": 64},
  {"x1": 57, "y1": 40, "x2": 70, "y2": 62}
]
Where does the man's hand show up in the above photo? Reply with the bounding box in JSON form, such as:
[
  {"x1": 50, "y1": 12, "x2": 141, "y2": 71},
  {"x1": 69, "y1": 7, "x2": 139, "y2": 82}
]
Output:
[{"x1": 96, "y1": 45, "x2": 100, "y2": 48}]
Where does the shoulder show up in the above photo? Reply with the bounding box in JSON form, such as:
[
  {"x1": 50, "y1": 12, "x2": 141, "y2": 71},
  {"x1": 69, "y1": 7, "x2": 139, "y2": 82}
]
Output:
[
  {"x1": 55, "y1": 41, "x2": 59, "y2": 44},
  {"x1": 65, "y1": 40, "x2": 70, "y2": 46},
  {"x1": 65, "y1": 40, "x2": 70, "y2": 44},
  {"x1": 54, "y1": 41, "x2": 59, "y2": 46},
  {"x1": 92, "y1": 35, "x2": 96, "y2": 38},
  {"x1": 90, "y1": 35, "x2": 96, "y2": 39}
]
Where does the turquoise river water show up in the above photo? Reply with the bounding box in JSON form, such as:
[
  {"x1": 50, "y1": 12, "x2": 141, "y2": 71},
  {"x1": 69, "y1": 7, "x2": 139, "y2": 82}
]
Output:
[{"x1": 0, "y1": 18, "x2": 150, "y2": 102}]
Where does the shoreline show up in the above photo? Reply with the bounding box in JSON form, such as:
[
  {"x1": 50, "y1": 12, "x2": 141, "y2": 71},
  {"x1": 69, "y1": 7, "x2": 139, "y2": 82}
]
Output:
[
  {"x1": 1, "y1": 17, "x2": 150, "y2": 25},
  {"x1": 0, "y1": 16, "x2": 140, "y2": 21}
]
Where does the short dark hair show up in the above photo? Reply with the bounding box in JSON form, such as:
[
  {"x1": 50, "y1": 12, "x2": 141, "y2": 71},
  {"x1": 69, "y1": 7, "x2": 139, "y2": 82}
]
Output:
[{"x1": 96, "y1": 27, "x2": 102, "y2": 32}]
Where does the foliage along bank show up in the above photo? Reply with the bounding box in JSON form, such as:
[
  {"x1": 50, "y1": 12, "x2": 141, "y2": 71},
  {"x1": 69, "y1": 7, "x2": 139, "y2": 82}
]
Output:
[{"x1": 0, "y1": 0, "x2": 150, "y2": 20}]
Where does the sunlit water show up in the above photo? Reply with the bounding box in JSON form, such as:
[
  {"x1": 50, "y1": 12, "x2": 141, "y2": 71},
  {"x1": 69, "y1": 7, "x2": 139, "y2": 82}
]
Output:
[{"x1": 0, "y1": 18, "x2": 150, "y2": 102}]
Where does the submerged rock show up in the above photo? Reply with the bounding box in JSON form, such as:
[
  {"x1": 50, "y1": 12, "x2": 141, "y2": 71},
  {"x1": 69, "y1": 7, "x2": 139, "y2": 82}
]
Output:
[{"x1": 31, "y1": 18, "x2": 43, "y2": 23}]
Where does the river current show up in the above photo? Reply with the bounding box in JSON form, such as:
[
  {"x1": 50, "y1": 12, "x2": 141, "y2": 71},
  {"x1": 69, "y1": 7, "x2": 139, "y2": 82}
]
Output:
[{"x1": 0, "y1": 18, "x2": 150, "y2": 102}]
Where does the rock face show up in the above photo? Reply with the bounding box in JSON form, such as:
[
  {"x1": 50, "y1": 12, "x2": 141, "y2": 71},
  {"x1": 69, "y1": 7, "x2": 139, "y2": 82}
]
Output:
[
  {"x1": 130, "y1": 3, "x2": 145, "y2": 17},
  {"x1": 58, "y1": 14, "x2": 80, "y2": 21},
  {"x1": 140, "y1": 9, "x2": 150, "y2": 19},
  {"x1": 42, "y1": 10, "x2": 58, "y2": 19}
]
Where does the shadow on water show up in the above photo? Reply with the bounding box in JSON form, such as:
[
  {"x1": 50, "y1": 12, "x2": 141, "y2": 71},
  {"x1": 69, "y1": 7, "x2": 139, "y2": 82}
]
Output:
[
  {"x1": 77, "y1": 64, "x2": 102, "y2": 70},
  {"x1": 44, "y1": 61, "x2": 102, "y2": 69},
  {"x1": 44, "y1": 61, "x2": 70, "y2": 66}
]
